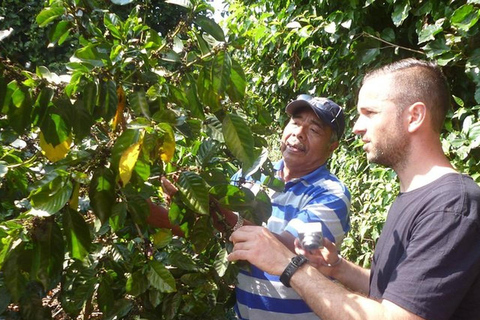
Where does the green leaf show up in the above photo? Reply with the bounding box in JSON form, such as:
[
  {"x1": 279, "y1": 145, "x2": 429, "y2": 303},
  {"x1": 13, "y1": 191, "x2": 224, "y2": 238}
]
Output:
[
  {"x1": 36, "y1": 6, "x2": 64, "y2": 27},
  {"x1": 189, "y1": 216, "x2": 211, "y2": 252},
  {"x1": 252, "y1": 189, "x2": 272, "y2": 225},
  {"x1": 222, "y1": 113, "x2": 255, "y2": 169},
  {"x1": 89, "y1": 167, "x2": 116, "y2": 223},
  {"x1": 168, "y1": 252, "x2": 199, "y2": 271},
  {"x1": 197, "y1": 67, "x2": 221, "y2": 113},
  {"x1": 32, "y1": 87, "x2": 53, "y2": 127},
  {"x1": 197, "y1": 139, "x2": 220, "y2": 165},
  {"x1": 2, "y1": 243, "x2": 29, "y2": 301},
  {"x1": 74, "y1": 44, "x2": 107, "y2": 68},
  {"x1": 195, "y1": 31, "x2": 210, "y2": 55},
  {"x1": 213, "y1": 248, "x2": 229, "y2": 277},
  {"x1": 62, "y1": 208, "x2": 91, "y2": 260},
  {"x1": 152, "y1": 229, "x2": 173, "y2": 249},
  {"x1": 185, "y1": 83, "x2": 205, "y2": 120},
  {"x1": 129, "y1": 89, "x2": 151, "y2": 118},
  {"x1": 104, "y1": 13, "x2": 123, "y2": 39},
  {"x1": 126, "y1": 194, "x2": 150, "y2": 225},
  {"x1": 0, "y1": 76, "x2": 10, "y2": 113},
  {"x1": 451, "y1": 4, "x2": 480, "y2": 31},
  {"x1": 212, "y1": 51, "x2": 232, "y2": 96},
  {"x1": 126, "y1": 270, "x2": 149, "y2": 296},
  {"x1": 49, "y1": 20, "x2": 71, "y2": 44},
  {"x1": 392, "y1": 1, "x2": 411, "y2": 27},
  {"x1": 98, "y1": 79, "x2": 118, "y2": 122},
  {"x1": 195, "y1": 16, "x2": 225, "y2": 42},
  {"x1": 0, "y1": 286, "x2": 10, "y2": 314},
  {"x1": 475, "y1": 86, "x2": 480, "y2": 104},
  {"x1": 109, "y1": 202, "x2": 127, "y2": 232},
  {"x1": 177, "y1": 171, "x2": 210, "y2": 215},
  {"x1": 72, "y1": 99, "x2": 95, "y2": 141},
  {"x1": 97, "y1": 278, "x2": 114, "y2": 315},
  {"x1": 422, "y1": 38, "x2": 451, "y2": 58},
  {"x1": 29, "y1": 172, "x2": 73, "y2": 216},
  {"x1": 83, "y1": 81, "x2": 97, "y2": 115},
  {"x1": 30, "y1": 219, "x2": 65, "y2": 291},
  {"x1": 134, "y1": 158, "x2": 151, "y2": 181},
  {"x1": 8, "y1": 86, "x2": 32, "y2": 135},
  {"x1": 210, "y1": 184, "x2": 255, "y2": 211},
  {"x1": 417, "y1": 24, "x2": 443, "y2": 44},
  {"x1": 227, "y1": 58, "x2": 246, "y2": 102},
  {"x1": 40, "y1": 112, "x2": 70, "y2": 146},
  {"x1": 147, "y1": 261, "x2": 176, "y2": 293}
]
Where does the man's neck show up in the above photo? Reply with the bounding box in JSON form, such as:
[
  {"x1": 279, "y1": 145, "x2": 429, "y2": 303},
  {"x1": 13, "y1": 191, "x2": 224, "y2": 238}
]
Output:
[
  {"x1": 397, "y1": 153, "x2": 456, "y2": 192},
  {"x1": 281, "y1": 163, "x2": 323, "y2": 182}
]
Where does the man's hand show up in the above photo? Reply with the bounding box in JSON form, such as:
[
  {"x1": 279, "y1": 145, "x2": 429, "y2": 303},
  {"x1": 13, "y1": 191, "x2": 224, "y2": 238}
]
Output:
[
  {"x1": 294, "y1": 237, "x2": 341, "y2": 278},
  {"x1": 227, "y1": 226, "x2": 295, "y2": 275}
]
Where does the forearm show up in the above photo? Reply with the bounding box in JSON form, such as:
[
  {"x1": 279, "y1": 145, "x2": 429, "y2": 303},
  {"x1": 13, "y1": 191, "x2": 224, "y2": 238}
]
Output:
[
  {"x1": 291, "y1": 264, "x2": 386, "y2": 320},
  {"x1": 330, "y1": 258, "x2": 371, "y2": 295}
]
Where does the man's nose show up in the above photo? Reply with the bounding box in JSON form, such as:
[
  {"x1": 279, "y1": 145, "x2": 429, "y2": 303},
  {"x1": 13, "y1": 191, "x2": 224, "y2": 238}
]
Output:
[
  {"x1": 352, "y1": 117, "x2": 365, "y2": 136},
  {"x1": 293, "y1": 124, "x2": 306, "y2": 139}
]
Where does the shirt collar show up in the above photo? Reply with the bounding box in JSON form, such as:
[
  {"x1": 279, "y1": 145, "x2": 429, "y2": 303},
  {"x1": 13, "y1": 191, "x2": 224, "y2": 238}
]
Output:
[{"x1": 274, "y1": 159, "x2": 328, "y2": 184}]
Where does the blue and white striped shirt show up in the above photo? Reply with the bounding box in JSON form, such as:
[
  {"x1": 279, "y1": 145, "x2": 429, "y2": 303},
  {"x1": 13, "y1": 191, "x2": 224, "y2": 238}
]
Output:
[{"x1": 232, "y1": 160, "x2": 351, "y2": 319}]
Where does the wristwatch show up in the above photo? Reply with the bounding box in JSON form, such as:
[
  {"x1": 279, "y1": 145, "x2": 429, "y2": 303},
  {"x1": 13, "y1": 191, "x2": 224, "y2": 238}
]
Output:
[{"x1": 280, "y1": 254, "x2": 308, "y2": 287}]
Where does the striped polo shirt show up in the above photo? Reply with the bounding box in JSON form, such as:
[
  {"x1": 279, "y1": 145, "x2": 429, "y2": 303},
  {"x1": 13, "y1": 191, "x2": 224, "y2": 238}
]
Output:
[{"x1": 231, "y1": 160, "x2": 351, "y2": 319}]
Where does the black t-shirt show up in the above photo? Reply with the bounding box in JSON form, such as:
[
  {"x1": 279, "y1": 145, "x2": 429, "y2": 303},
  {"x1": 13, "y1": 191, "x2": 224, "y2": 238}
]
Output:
[{"x1": 369, "y1": 173, "x2": 480, "y2": 320}]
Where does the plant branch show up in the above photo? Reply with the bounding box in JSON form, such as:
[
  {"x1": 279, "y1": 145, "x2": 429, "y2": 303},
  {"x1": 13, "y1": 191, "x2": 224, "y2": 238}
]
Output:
[{"x1": 361, "y1": 32, "x2": 425, "y2": 55}]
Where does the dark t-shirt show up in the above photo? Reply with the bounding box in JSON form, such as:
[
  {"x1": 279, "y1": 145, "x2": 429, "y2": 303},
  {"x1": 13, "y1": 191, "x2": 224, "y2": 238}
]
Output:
[{"x1": 369, "y1": 173, "x2": 480, "y2": 320}]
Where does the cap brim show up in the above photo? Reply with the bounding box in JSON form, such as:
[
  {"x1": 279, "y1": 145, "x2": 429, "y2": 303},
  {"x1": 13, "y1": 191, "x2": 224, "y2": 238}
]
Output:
[
  {"x1": 285, "y1": 100, "x2": 312, "y2": 115},
  {"x1": 285, "y1": 99, "x2": 331, "y2": 125}
]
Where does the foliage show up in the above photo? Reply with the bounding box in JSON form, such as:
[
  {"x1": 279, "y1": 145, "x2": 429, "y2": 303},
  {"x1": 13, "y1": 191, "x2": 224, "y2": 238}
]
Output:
[
  {"x1": 224, "y1": 0, "x2": 480, "y2": 266},
  {"x1": 0, "y1": 0, "x2": 277, "y2": 318},
  {"x1": 2, "y1": 0, "x2": 480, "y2": 317},
  {"x1": 0, "y1": 0, "x2": 187, "y2": 73}
]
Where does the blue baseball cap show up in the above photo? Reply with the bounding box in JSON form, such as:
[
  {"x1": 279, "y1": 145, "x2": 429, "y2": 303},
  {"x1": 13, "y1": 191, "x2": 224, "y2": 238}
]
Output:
[{"x1": 285, "y1": 94, "x2": 345, "y2": 140}]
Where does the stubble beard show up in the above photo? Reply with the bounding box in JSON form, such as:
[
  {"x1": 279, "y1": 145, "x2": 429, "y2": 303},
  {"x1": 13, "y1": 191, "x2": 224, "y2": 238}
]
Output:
[{"x1": 368, "y1": 127, "x2": 410, "y2": 171}]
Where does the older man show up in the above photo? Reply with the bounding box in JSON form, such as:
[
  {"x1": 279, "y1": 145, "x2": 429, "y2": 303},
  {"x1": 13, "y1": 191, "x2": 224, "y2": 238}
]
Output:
[
  {"x1": 228, "y1": 59, "x2": 480, "y2": 320},
  {"x1": 230, "y1": 95, "x2": 350, "y2": 319}
]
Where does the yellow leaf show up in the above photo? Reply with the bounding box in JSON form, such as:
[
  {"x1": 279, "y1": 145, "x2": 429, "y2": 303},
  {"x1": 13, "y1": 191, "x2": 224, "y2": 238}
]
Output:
[
  {"x1": 39, "y1": 132, "x2": 72, "y2": 162},
  {"x1": 160, "y1": 139, "x2": 175, "y2": 162},
  {"x1": 112, "y1": 86, "x2": 126, "y2": 131},
  {"x1": 119, "y1": 140, "x2": 142, "y2": 186},
  {"x1": 69, "y1": 181, "x2": 80, "y2": 209},
  {"x1": 158, "y1": 124, "x2": 175, "y2": 162}
]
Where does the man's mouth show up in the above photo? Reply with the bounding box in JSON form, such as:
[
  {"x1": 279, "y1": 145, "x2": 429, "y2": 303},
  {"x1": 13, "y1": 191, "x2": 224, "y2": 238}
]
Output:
[{"x1": 286, "y1": 141, "x2": 306, "y2": 152}]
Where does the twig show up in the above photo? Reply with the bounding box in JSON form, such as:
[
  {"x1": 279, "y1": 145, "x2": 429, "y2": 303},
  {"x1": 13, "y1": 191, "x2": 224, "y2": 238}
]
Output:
[{"x1": 361, "y1": 32, "x2": 425, "y2": 55}]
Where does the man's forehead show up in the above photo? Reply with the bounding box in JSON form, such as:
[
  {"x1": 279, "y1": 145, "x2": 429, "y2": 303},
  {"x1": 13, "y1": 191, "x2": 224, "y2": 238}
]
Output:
[
  {"x1": 291, "y1": 109, "x2": 326, "y2": 127},
  {"x1": 358, "y1": 76, "x2": 395, "y2": 106}
]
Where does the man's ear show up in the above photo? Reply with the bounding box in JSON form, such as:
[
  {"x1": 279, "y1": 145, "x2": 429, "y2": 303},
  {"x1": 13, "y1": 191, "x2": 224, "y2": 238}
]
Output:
[
  {"x1": 407, "y1": 102, "x2": 426, "y2": 133},
  {"x1": 329, "y1": 140, "x2": 339, "y2": 153}
]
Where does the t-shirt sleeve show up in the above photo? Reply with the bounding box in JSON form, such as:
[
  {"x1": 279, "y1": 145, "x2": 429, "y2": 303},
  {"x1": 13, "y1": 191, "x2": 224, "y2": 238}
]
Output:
[
  {"x1": 285, "y1": 189, "x2": 350, "y2": 246},
  {"x1": 381, "y1": 211, "x2": 480, "y2": 320}
]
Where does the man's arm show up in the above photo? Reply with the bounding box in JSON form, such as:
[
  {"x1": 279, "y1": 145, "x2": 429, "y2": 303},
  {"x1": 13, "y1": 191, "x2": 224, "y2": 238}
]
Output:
[
  {"x1": 228, "y1": 226, "x2": 425, "y2": 320},
  {"x1": 297, "y1": 238, "x2": 371, "y2": 295},
  {"x1": 291, "y1": 263, "x2": 424, "y2": 320}
]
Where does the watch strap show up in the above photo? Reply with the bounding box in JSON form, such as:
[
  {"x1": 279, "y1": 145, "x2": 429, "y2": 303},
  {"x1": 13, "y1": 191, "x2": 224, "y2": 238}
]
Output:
[{"x1": 280, "y1": 255, "x2": 308, "y2": 287}]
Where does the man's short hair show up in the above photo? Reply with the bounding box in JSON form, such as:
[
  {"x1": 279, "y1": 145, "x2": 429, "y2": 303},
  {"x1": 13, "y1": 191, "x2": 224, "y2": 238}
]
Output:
[{"x1": 363, "y1": 58, "x2": 451, "y2": 133}]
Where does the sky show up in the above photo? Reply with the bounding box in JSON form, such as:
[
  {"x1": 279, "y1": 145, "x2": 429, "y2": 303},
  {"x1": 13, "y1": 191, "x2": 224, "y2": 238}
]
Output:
[{"x1": 209, "y1": 0, "x2": 227, "y2": 23}]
